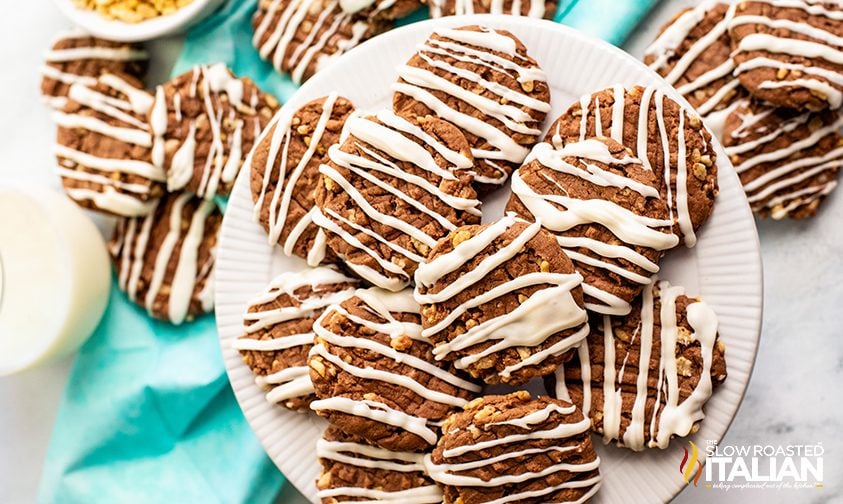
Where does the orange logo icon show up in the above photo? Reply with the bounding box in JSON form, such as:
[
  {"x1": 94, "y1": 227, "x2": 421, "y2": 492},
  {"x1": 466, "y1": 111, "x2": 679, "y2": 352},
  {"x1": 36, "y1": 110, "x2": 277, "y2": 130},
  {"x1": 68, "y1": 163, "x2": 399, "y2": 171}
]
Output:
[{"x1": 680, "y1": 441, "x2": 704, "y2": 486}]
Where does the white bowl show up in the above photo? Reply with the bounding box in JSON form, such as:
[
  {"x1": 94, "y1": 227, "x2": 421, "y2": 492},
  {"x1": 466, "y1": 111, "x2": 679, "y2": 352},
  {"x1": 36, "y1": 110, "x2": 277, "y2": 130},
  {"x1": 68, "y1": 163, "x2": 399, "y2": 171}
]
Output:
[{"x1": 51, "y1": 0, "x2": 226, "y2": 42}]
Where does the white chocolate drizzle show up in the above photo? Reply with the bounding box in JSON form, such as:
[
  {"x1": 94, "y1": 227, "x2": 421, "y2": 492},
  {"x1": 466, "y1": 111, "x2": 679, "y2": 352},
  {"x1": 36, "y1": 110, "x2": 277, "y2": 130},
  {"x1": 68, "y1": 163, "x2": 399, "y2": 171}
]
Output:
[
  {"x1": 424, "y1": 399, "x2": 601, "y2": 503},
  {"x1": 253, "y1": 0, "x2": 371, "y2": 84},
  {"x1": 725, "y1": 104, "x2": 843, "y2": 218},
  {"x1": 414, "y1": 214, "x2": 590, "y2": 379},
  {"x1": 555, "y1": 279, "x2": 721, "y2": 450},
  {"x1": 645, "y1": 2, "x2": 741, "y2": 117},
  {"x1": 53, "y1": 74, "x2": 164, "y2": 217},
  {"x1": 316, "y1": 434, "x2": 443, "y2": 503},
  {"x1": 151, "y1": 63, "x2": 259, "y2": 200},
  {"x1": 730, "y1": 0, "x2": 843, "y2": 108},
  {"x1": 309, "y1": 288, "x2": 480, "y2": 444},
  {"x1": 394, "y1": 26, "x2": 550, "y2": 185},
  {"x1": 110, "y1": 193, "x2": 217, "y2": 325},
  {"x1": 429, "y1": 0, "x2": 547, "y2": 19},
  {"x1": 233, "y1": 267, "x2": 358, "y2": 406},
  {"x1": 251, "y1": 93, "x2": 345, "y2": 265},
  {"x1": 314, "y1": 110, "x2": 481, "y2": 292},
  {"x1": 559, "y1": 85, "x2": 708, "y2": 246},
  {"x1": 512, "y1": 139, "x2": 678, "y2": 315},
  {"x1": 41, "y1": 34, "x2": 148, "y2": 107}
]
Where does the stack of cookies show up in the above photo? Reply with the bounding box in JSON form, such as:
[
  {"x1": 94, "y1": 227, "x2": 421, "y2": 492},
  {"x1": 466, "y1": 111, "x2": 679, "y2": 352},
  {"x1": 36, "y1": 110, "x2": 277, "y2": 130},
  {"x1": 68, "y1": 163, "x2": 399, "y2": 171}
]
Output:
[
  {"x1": 40, "y1": 31, "x2": 281, "y2": 324},
  {"x1": 645, "y1": 0, "x2": 843, "y2": 220},
  {"x1": 238, "y1": 23, "x2": 729, "y2": 503}
]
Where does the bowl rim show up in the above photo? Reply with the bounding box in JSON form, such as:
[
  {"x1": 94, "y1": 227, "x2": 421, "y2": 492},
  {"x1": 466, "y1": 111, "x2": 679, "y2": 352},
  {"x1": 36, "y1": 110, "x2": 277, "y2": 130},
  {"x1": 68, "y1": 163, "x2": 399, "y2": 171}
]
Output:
[{"x1": 50, "y1": 0, "x2": 224, "y2": 42}]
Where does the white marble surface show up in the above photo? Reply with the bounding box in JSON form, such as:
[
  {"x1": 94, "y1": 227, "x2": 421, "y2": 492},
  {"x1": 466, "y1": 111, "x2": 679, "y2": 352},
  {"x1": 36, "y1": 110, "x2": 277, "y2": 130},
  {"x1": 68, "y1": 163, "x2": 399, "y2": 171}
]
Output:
[{"x1": 0, "y1": 2, "x2": 840, "y2": 503}]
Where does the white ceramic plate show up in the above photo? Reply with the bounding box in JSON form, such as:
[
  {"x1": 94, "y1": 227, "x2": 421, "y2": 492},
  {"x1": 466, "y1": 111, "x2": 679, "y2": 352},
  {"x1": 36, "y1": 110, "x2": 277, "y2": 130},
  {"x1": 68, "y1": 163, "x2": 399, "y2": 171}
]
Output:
[
  {"x1": 52, "y1": 0, "x2": 225, "y2": 42},
  {"x1": 216, "y1": 14, "x2": 763, "y2": 504}
]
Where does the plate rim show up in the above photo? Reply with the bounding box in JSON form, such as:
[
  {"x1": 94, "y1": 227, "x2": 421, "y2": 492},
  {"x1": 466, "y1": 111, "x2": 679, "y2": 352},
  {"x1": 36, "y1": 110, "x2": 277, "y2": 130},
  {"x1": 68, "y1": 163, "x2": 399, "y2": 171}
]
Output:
[{"x1": 215, "y1": 13, "x2": 764, "y2": 503}]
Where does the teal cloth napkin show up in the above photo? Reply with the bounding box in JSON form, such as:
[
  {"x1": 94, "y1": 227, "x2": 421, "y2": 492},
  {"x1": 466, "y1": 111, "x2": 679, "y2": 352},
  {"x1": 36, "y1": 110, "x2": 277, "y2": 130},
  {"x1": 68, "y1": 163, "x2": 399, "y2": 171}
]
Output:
[
  {"x1": 39, "y1": 1, "x2": 657, "y2": 503},
  {"x1": 38, "y1": 282, "x2": 284, "y2": 504}
]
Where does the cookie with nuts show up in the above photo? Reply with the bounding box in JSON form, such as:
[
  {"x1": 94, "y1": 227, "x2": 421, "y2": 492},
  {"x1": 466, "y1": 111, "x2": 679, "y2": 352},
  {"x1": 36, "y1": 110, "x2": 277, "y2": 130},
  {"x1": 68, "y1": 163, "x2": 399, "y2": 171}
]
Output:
[
  {"x1": 643, "y1": 1, "x2": 747, "y2": 139},
  {"x1": 109, "y1": 192, "x2": 221, "y2": 325},
  {"x1": 308, "y1": 288, "x2": 481, "y2": 452},
  {"x1": 723, "y1": 100, "x2": 843, "y2": 219},
  {"x1": 252, "y1": 0, "x2": 392, "y2": 84},
  {"x1": 414, "y1": 214, "x2": 590, "y2": 386},
  {"x1": 428, "y1": 0, "x2": 557, "y2": 19},
  {"x1": 729, "y1": 0, "x2": 843, "y2": 111},
  {"x1": 41, "y1": 31, "x2": 148, "y2": 109},
  {"x1": 250, "y1": 93, "x2": 354, "y2": 265},
  {"x1": 507, "y1": 137, "x2": 679, "y2": 316},
  {"x1": 54, "y1": 73, "x2": 165, "y2": 217},
  {"x1": 393, "y1": 25, "x2": 552, "y2": 193},
  {"x1": 316, "y1": 425, "x2": 443, "y2": 504},
  {"x1": 425, "y1": 392, "x2": 602, "y2": 504},
  {"x1": 150, "y1": 63, "x2": 279, "y2": 200},
  {"x1": 233, "y1": 267, "x2": 359, "y2": 412},
  {"x1": 548, "y1": 279, "x2": 727, "y2": 451},
  {"x1": 313, "y1": 109, "x2": 481, "y2": 292},
  {"x1": 548, "y1": 85, "x2": 718, "y2": 247}
]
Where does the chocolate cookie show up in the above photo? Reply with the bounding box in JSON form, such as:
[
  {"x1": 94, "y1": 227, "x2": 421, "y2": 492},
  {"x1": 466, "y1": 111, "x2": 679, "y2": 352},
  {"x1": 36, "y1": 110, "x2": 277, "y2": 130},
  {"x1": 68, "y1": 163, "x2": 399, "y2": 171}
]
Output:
[
  {"x1": 252, "y1": 0, "x2": 391, "y2": 84},
  {"x1": 233, "y1": 267, "x2": 359, "y2": 411},
  {"x1": 41, "y1": 31, "x2": 148, "y2": 109},
  {"x1": 549, "y1": 85, "x2": 718, "y2": 247},
  {"x1": 250, "y1": 93, "x2": 354, "y2": 265},
  {"x1": 428, "y1": 0, "x2": 557, "y2": 19},
  {"x1": 414, "y1": 214, "x2": 590, "y2": 385},
  {"x1": 309, "y1": 288, "x2": 481, "y2": 452},
  {"x1": 314, "y1": 110, "x2": 481, "y2": 292},
  {"x1": 150, "y1": 63, "x2": 278, "y2": 199},
  {"x1": 109, "y1": 192, "x2": 221, "y2": 324},
  {"x1": 644, "y1": 1, "x2": 746, "y2": 139},
  {"x1": 393, "y1": 25, "x2": 552, "y2": 192},
  {"x1": 426, "y1": 392, "x2": 602, "y2": 504},
  {"x1": 316, "y1": 425, "x2": 442, "y2": 504},
  {"x1": 723, "y1": 100, "x2": 843, "y2": 219},
  {"x1": 54, "y1": 73, "x2": 164, "y2": 217},
  {"x1": 550, "y1": 279, "x2": 727, "y2": 451},
  {"x1": 729, "y1": 0, "x2": 843, "y2": 111},
  {"x1": 338, "y1": 0, "x2": 422, "y2": 19},
  {"x1": 507, "y1": 138, "x2": 679, "y2": 316}
]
